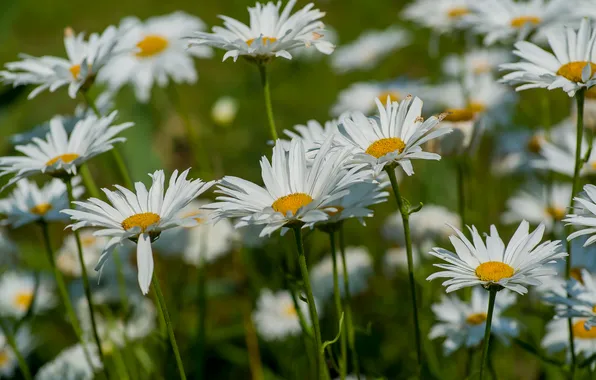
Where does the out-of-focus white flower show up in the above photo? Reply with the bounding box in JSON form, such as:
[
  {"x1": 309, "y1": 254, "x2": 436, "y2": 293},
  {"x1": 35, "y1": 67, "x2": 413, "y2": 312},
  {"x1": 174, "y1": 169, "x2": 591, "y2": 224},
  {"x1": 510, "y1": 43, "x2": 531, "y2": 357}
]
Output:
[
  {"x1": 0, "y1": 272, "x2": 55, "y2": 318},
  {"x1": 542, "y1": 317, "x2": 596, "y2": 367},
  {"x1": 187, "y1": 0, "x2": 334, "y2": 62},
  {"x1": 384, "y1": 246, "x2": 421, "y2": 274},
  {"x1": 330, "y1": 27, "x2": 410, "y2": 73},
  {"x1": 252, "y1": 289, "x2": 312, "y2": 340},
  {"x1": 211, "y1": 96, "x2": 239, "y2": 126},
  {"x1": 0, "y1": 26, "x2": 120, "y2": 99},
  {"x1": 0, "y1": 327, "x2": 34, "y2": 378},
  {"x1": 402, "y1": 0, "x2": 472, "y2": 34},
  {"x1": 491, "y1": 128, "x2": 548, "y2": 176},
  {"x1": 544, "y1": 269, "x2": 596, "y2": 329},
  {"x1": 56, "y1": 230, "x2": 110, "y2": 278},
  {"x1": 565, "y1": 184, "x2": 596, "y2": 247},
  {"x1": 98, "y1": 12, "x2": 212, "y2": 103},
  {"x1": 442, "y1": 49, "x2": 512, "y2": 77},
  {"x1": 35, "y1": 343, "x2": 102, "y2": 380},
  {"x1": 429, "y1": 288, "x2": 519, "y2": 355}
]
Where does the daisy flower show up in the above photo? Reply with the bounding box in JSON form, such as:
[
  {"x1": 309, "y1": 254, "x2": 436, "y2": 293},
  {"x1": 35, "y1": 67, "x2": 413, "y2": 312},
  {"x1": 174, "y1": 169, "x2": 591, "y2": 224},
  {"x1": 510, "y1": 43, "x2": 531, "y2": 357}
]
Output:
[
  {"x1": 153, "y1": 200, "x2": 236, "y2": 267},
  {"x1": 429, "y1": 287, "x2": 519, "y2": 355},
  {"x1": 501, "y1": 182, "x2": 571, "y2": 233},
  {"x1": 62, "y1": 169, "x2": 215, "y2": 294},
  {"x1": 0, "y1": 178, "x2": 83, "y2": 228},
  {"x1": 330, "y1": 80, "x2": 426, "y2": 116},
  {"x1": 402, "y1": 0, "x2": 472, "y2": 34},
  {"x1": 0, "y1": 327, "x2": 34, "y2": 378},
  {"x1": 466, "y1": 0, "x2": 579, "y2": 46},
  {"x1": 318, "y1": 181, "x2": 388, "y2": 226},
  {"x1": 339, "y1": 96, "x2": 451, "y2": 176},
  {"x1": 500, "y1": 18, "x2": 596, "y2": 97},
  {"x1": 564, "y1": 184, "x2": 596, "y2": 246},
  {"x1": 544, "y1": 269, "x2": 596, "y2": 330},
  {"x1": 427, "y1": 221, "x2": 566, "y2": 294},
  {"x1": 385, "y1": 246, "x2": 421, "y2": 274},
  {"x1": 442, "y1": 49, "x2": 512, "y2": 77},
  {"x1": 207, "y1": 137, "x2": 368, "y2": 237},
  {"x1": 0, "y1": 112, "x2": 133, "y2": 188},
  {"x1": 310, "y1": 246, "x2": 373, "y2": 300},
  {"x1": 98, "y1": 12, "x2": 212, "y2": 103},
  {"x1": 491, "y1": 128, "x2": 549, "y2": 176},
  {"x1": 0, "y1": 272, "x2": 56, "y2": 319},
  {"x1": 0, "y1": 26, "x2": 119, "y2": 99},
  {"x1": 186, "y1": 0, "x2": 334, "y2": 63},
  {"x1": 211, "y1": 96, "x2": 239, "y2": 127},
  {"x1": 35, "y1": 343, "x2": 102, "y2": 380},
  {"x1": 542, "y1": 316, "x2": 596, "y2": 366},
  {"x1": 252, "y1": 289, "x2": 312, "y2": 340},
  {"x1": 330, "y1": 27, "x2": 410, "y2": 73},
  {"x1": 56, "y1": 230, "x2": 110, "y2": 278}
]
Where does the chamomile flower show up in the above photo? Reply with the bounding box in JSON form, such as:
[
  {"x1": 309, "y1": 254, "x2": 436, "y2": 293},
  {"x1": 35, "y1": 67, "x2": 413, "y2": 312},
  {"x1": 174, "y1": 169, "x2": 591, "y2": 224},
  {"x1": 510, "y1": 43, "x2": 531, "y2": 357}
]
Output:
[
  {"x1": 565, "y1": 184, "x2": 596, "y2": 246},
  {"x1": 56, "y1": 230, "x2": 110, "y2": 278},
  {"x1": 35, "y1": 343, "x2": 102, "y2": 380},
  {"x1": 63, "y1": 169, "x2": 215, "y2": 294},
  {"x1": 442, "y1": 49, "x2": 512, "y2": 77},
  {"x1": 207, "y1": 137, "x2": 368, "y2": 236},
  {"x1": 429, "y1": 287, "x2": 519, "y2": 355},
  {"x1": 385, "y1": 246, "x2": 421, "y2": 273},
  {"x1": 310, "y1": 246, "x2": 373, "y2": 300},
  {"x1": 402, "y1": 0, "x2": 472, "y2": 34},
  {"x1": 0, "y1": 272, "x2": 55, "y2": 318},
  {"x1": 0, "y1": 26, "x2": 119, "y2": 99},
  {"x1": 427, "y1": 221, "x2": 566, "y2": 294},
  {"x1": 330, "y1": 80, "x2": 426, "y2": 116},
  {"x1": 544, "y1": 269, "x2": 596, "y2": 330},
  {"x1": 339, "y1": 97, "x2": 451, "y2": 176},
  {"x1": 187, "y1": 0, "x2": 334, "y2": 62},
  {"x1": 98, "y1": 12, "x2": 212, "y2": 103},
  {"x1": 466, "y1": 0, "x2": 578, "y2": 46},
  {"x1": 500, "y1": 18, "x2": 596, "y2": 97},
  {"x1": 491, "y1": 128, "x2": 548, "y2": 176},
  {"x1": 252, "y1": 289, "x2": 312, "y2": 340},
  {"x1": 0, "y1": 178, "x2": 83, "y2": 228},
  {"x1": 0, "y1": 112, "x2": 133, "y2": 188},
  {"x1": 0, "y1": 327, "x2": 34, "y2": 378},
  {"x1": 330, "y1": 27, "x2": 410, "y2": 73},
  {"x1": 542, "y1": 317, "x2": 596, "y2": 365},
  {"x1": 501, "y1": 182, "x2": 571, "y2": 233},
  {"x1": 319, "y1": 181, "x2": 388, "y2": 226}
]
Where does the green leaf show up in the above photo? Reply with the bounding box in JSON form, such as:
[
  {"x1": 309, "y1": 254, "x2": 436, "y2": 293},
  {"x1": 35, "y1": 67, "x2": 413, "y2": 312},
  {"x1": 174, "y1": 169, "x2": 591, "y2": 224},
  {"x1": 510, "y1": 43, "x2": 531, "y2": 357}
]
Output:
[{"x1": 320, "y1": 312, "x2": 344, "y2": 355}]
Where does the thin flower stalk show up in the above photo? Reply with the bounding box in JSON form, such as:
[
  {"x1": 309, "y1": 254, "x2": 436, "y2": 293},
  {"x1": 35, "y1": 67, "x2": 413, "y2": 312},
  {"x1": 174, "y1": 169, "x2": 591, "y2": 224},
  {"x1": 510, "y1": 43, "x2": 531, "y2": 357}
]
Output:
[
  {"x1": 479, "y1": 288, "x2": 497, "y2": 380},
  {"x1": 328, "y1": 229, "x2": 347, "y2": 380}
]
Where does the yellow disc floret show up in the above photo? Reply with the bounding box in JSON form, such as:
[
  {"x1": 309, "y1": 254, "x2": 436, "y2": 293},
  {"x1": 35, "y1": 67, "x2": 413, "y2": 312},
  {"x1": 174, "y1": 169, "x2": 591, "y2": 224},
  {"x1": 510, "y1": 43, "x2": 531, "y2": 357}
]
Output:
[
  {"x1": 443, "y1": 108, "x2": 477, "y2": 122},
  {"x1": 30, "y1": 203, "x2": 52, "y2": 216},
  {"x1": 283, "y1": 304, "x2": 297, "y2": 317},
  {"x1": 272, "y1": 193, "x2": 313, "y2": 216},
  {"x1": 69, "y1": 64, "x2": 81, "y2": 79},
  {"x1": 376, "y1": 91, "x2": 401, "y2": 103},
  {"x1": 46, "y1": 153, "x2": 80, "y2": 167},
  {"x1": 546, "y1": 206, "x2": 566, "y2": 221},
  {"x1": 466, "y1": 312, "x2": 487, "y2": 325},
  {"x1": 121, "y1": 212, "x2": 161, "y2": 232},
  {"x1": 557, "y1": 61, "x2": 596, "y2": 83},
  {"x1": 447, "y1": 7, "x2": 470, "y2": 18},
  {"x1": 13, "y1": 291, "x2": 33, "y2": 310},
  {"x1": 136, "y1": 35, "x2": 169, "y2": 58},
  {"x1": 475, "y1": 261, "x2": 515, "y2": 282},
  {"x1": 366, "y1": 137, "x2": 406, "y2": 158},
  {"x1": 510, "y1": 16, "x2": 541, "y2": 28},
  {"x1": 570, "y1": 267, "x2": 584, "y2": 283},
  {"x1": 573, "y1": 319, "x2": 596, "y2": 339},
  {"x1": 246, "y1": 37, "x2": 278, "y2": 47}
]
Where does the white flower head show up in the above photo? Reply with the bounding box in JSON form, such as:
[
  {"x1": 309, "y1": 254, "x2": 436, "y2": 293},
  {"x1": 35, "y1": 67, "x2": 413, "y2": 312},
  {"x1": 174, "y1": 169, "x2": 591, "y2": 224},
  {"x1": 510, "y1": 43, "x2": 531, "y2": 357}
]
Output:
[
  {"x1": 207, "y1": 136, "x2": 369, "y2": 237},
  {"x1": 320, "y1": 180, "x2": 388, "y2": 226},
  {"x1": 500, "y1": 18, "x2": 596, "y2": 97},
  {"x1": 564, "y1": 184, "x2": 596, "y2": 246},
  {"x1": 502, "y1": 182, "x2": 571, "y2": 233},
  {"x1": 427, "y1": 221, "x2": 567, "y2": 294},
  {"x1": 98, "y1": 12, "x2": 212, "y2": 103},
  {"x1": 402, "y1": 0, "x2": 472, "y2": 34},
  {"x1": 429, "y1": 287, "x2": 519, "y2": 355},
  {"x1": 0, "y1": 26, "x2": 120, "y2": 99},
  {"x1": 56, "y1": 230, "x2": 110, "y2": 278},
  {"x1": 0, "y1": 327, "x2": 34, "y2": 378},
  {"x1": 467, "y1": 0, "x2": 579, "y2": 46},
  {"x1": 211, "y1": 96, "x2": 239, "y2": 126},
  {"x1": 35, "y1": 343, "x2": 102, "y2": 380},
  {"x1": 0, "y1": 112, "x2": 133, "y2": 188},
  {"x1": 542, "y1": 317, "x2": 596, "y2": 366},
  {"x1": 311, "y1": 246, "x2": 373, "y2": 300},
  {"x1": 0, "y1": 178, "x2": 83, "y2": 228},
  {"x1": 545, "y1": 269, "x2": 596, "y2": 328},
  {"x1": 63, "y1": 169, "x2": 215, "y2": 294},
  {"x1": 384, "y1": 246, "x2": 421, "y2": 274},
  {"x1": 0, "y1": 272, "x2": 56, "y2": 319},
  {"x1": 330, "y1": 27, "x2": 410, "y2": 73},
  {"x1": 252, "y1": 289, "x2": 312, "y2": 340},
  {"x1": 187, "y1": 0, "x2": 334, "y2": 62},
  {"x1": 442, "y1": 49, "x2": 512, "y2": 77},
  {"x1": 339, "y1": 96, "x2": 452, "y2": 176}
]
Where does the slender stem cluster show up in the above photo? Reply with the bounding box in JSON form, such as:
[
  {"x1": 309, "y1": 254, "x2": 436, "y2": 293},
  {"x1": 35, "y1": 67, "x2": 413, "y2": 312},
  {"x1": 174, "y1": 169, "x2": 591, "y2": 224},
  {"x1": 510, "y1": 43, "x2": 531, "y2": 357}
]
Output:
[
  {"x1": 0, "y1": 319, "x2": 31, "y2": 380},
  {"x1": 257, "y1": 64, "x2": 278, "y2": 141},
  {"x1": 328, "y1": 229, "x2": 347, "y2": 380},
  {"x1": 479, "y1": 287, "x2": 497, "y2": 380}
]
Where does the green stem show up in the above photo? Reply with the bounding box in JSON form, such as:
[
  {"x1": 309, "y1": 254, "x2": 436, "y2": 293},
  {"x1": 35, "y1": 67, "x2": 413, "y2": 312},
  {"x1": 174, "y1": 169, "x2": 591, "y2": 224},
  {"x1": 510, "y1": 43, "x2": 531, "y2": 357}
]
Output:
[
  {"x1": 80, "y1": 164, "x2": 101, "y2": 199},
  {"x1": 338, "y1": 224, "x2": 360, "y2": 380},
  {"x1": 385, "y1": 167, "x2": 422, "y2": 373},
  {"x1": 257, "y1": 64, "x2": 278, "y2": 141},
  {"x1": 112, "y1": 248, "x2": 129, "y2": 316},
  {"x1": 0, "y1": 320, "x2": 31, "y2": 380},
  {"x1": 456, "y1": 158, "x2": 467, "y2": 228},
  {"x1": 292, "y1": 226, "x2": 327, "y2": 379},
  {"x1": 196, "y1": 256, "x2": 207, "y2": 378},
  {"x1": 565, "y1": 88, "x2": 585, "y2": 377},
  {"x1": 152, "y1": 275, "x2": 187, "y2": 380},
  {"x1": 65, "y1": 178, "x2": 109, "y2": 378},
  {"x1": 328, "y1": 230, "x2": 346, "y2": 380},
  {"x1": 479, "y1": 288, "x2": 497, "y2": 380},
  {"x1": 289, "y1": 289, "x2": 313, "y2": 337}
]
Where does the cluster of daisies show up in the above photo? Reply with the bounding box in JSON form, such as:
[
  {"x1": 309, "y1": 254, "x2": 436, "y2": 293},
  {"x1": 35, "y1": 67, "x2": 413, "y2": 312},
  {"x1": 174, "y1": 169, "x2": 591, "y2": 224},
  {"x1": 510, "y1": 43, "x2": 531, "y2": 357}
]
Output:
[{"x1": 0, "y1": 0, "x2": 596, "y2": 379}]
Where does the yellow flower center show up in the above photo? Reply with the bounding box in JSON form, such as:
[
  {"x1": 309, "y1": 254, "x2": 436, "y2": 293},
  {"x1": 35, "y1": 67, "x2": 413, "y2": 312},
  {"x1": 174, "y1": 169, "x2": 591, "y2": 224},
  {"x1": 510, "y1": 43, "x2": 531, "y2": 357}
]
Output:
[
  {"x1": 573, "y1": 319, "x2": 596, "y2": 339},
  {"x1": 466, "y1": 312, "x2": 487, "y2": 325},
  {"x1": 246, "y1": 37, "x2": 277, "y2": 47},
  {"x1": 13, "y1": 291, "x2": 33, "y2": 310},
  {"x1": 283, "y1": 304, "x2": 297, "y2": 317},
  {"x1": 447, "y1": 7, "x2": 470, "y2": 18},
  {"x1": 46, "y1": 153, "x2": 80, "y2": 167},
  {"x1": 69, "y1": 64, "x2": 81, "y2": 79},
  {"x1": 81, "y1": 235, "x2": 96, "y2": 247},
  {"x1": 468, "y1": 102, "x2": 486, "y2": 113},
  {"x1": 546, "y1": 206, "x2": 566, "y2": 221},
  {"x1": 556, "y1": 61, "x2": 596, "y2": 83},
  {"x1": 121, "y1": 212, "x2": 161, "y2": 232},
  {"x1": 475, "y1": 261, "x2": 515, "y2": 282},
  {"x1": 570, "y1": 267, "x2": 584, "y2": 283},
  {"x1": 272, "y1": 193, "x2": 313, "y2": 216},
  {"x1": 443, "y1": 108, "x2": 477, "y2": 122},
  {"x1": 376, "y1": 91, "x2": 401, "y2": 103},
  {"x1": 526, "y1": 134, "x2": 544, "y2": 153},
  {"x1": 136, "y1": 35, "x2": 169, "y2": 58},
  {"x1": 510, "y1": 16, "x2": 542, "y2": 28},
  {"x1": 30, "y1": 203, "x2": 52, "y2": 216},
  {"x1": 183, "y1": 211, "x2": 204, "y2": 224},
  {"x1": 0, "y1": 351, "x2": 8, "y2": 366},
  {"x1": 365, "y1": 137, "x2": 406, "y2": 158}
]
